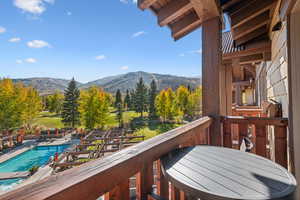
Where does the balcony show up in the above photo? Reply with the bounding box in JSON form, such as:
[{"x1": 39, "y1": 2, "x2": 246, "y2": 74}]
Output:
[{"x1": 0, "y1": 114, "x2": 289, "y2": 200}]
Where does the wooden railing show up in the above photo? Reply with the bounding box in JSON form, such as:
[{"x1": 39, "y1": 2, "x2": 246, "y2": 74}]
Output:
[
  {"x1": 232, "y1": 106, "x2": 266, "y2": 117},
  {"x1": 0, "y1": 117, "x2": 212, "y2": 200},
  {"x1": 221, "y1": 116, "x2": 289, "y2": 168}
]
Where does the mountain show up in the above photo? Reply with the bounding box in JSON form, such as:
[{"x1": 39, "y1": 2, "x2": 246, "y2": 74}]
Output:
[
  {"x1": 82, "y1": 71, "x2": 201, "y2": 93},
  {"x1": 12, "y1": 78, "x2": 82, "y2": 95},
  {"x1": 12, "y1": 72, "x2": 201, "y2": 95}
]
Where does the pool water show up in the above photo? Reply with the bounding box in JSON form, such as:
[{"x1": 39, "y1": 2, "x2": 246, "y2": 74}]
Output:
[{"x1": 0, "y1": 145, "x2": 69, "y2": 191}]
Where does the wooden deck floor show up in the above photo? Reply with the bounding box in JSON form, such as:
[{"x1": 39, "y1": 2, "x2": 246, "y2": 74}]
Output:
[{"x1": 0, "y1": 171, "x2": 30, "y2": 180}]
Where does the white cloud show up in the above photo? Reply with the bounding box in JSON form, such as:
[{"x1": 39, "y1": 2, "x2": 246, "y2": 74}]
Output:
[
  {"x1": 121, "y1": 66, "x2": 129, "y2": 70},
  {"x1": 0, "y1": 26, "x2": 6, "y2": 34},
  {"x1": 132, "y1": 31, "x2": 146, "y2": 38},
  {"x1": 120, "y1": 0, "x2": 137, "y2": 4},
  {"x1": 95, "y1": 55, "x2": 106, "y2": 60},
  {"x1": 16, "y1": 59, "x2": 23, "y2": 64},
  {"x1": 27, "y1": 40, "x2": 50, "y2": 48},
  {"x1": 14, "y1": 0, "x2": 55, "y2": 14},
  {"x1": 179, "y1": 53, "x2": 185, "y2": 57},
  {"x1": 25, "y1": 58, "x2": 37, "y2": 63},
  {"x1": 67, "y1": 11, "x2": 72, "y2": 16},
  {"x1": 190, "y1": 49, "x2": 202, "y2": 54},
  {"x1": 9, "y1": 38, "x2": 21, "y2": 42}
]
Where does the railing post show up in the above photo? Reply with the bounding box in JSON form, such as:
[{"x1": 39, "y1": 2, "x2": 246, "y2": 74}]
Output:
[
  {"x1": 274, "y1": 126, "x2": 288, "y2": 168},
  {"x1": 136, "y1": 162, "x2": 154, "y2": 200},
  {"x1": 180, "y1": 191, "x2": 186, "y2": 200},
  {"x1": 156, "y1": 160, "x2": 169, "y2": 199},
  {"x1": 104, "y1": 179, "x2": 130, "y2": 200},
  {"x1": 254, "y1": 124, "x2": 267, "y2": 157},
  {"x1": 170, "y1": 184, "x2": 180, "y2": 200},
  {"x1": 223, "y1": 120, "x2": 232, "y2": 148},
  {"x1": 238, "y1": 123, "x2": 248, "y2": 147},
  {"x1": 232, "y1": 124, "x2": 239, "y2": 149}
]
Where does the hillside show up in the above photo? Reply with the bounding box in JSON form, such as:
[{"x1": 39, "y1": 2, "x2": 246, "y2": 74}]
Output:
[
  {"x1": 12, "y1": 78, "x2": 79, "y2": 95},
  {"x1": 12, "y1": 71, "x2": 201, "y2": 95},
  {"x1": 82, "y1": 71, "x2": 201, "y2": 93}
]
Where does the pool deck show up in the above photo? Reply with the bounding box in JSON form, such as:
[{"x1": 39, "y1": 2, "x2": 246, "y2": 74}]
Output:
[
  {"x1": 0, "y1": 134, "x2": 73, "y2": 164},
  {"x1": 0, "y1": 141, "x2": 36, "y2": 164},
  {"x1": 37, "y1": 134, "x2": 73, "y2": 147},
  {"x1": 0, "y1": 171, "x2": 30, "y2": 180}
]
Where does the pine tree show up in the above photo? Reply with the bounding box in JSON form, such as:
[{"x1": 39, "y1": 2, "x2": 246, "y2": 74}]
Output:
[
  {"x1": 130, "y1": 90, "x2": 136, "y2": 111},
  {"x1": 134, "y1": 78, "x2": 148, "y2": 117},
  {"x1": 149, "y1": 80, "x2": 158, "y2": 119},
  {"x1": 124, "y1": 90, "x2": 131, "y2": 111},
  {"x1": 115, "y1": 89, "x2": 122, "y2": 108},
  {"x1": 115, "y1": 89, "x2": 123, "y2": 127},
  {"x1": 61, "y1": 78, "x2": 80, "y2": 128}
]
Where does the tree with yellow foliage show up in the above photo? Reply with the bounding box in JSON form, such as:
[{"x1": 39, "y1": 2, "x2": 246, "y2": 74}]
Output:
[
  {"x1": 80, "y1": 87, "x2": 110, "y2": 129},
  {"x1": 155, "y1": 88, "x2": 180, "y2": 122}
]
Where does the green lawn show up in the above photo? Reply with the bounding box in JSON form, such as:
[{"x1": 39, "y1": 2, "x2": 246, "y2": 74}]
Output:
[
  {"x1": 31, "y1": 112, "x2": 64, "y2": 129},
  {"x1": 133, "y1": 122, "x2": 182, "y2": 140},
  {"x1": 31, "y1": 111, "x2": 184, "y2": 141}
]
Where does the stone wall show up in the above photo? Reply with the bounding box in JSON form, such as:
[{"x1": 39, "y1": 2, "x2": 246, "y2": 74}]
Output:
[{"x1": 256, "y1": 21, "x2": 289, "y2": 117}]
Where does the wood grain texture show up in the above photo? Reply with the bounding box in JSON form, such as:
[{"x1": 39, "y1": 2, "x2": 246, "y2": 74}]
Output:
[
  {"x1": 161, "y1": 146, "x2": 297, "y2": 200},
  {"x1": 202, "y1": 17, "x2": 223, "y2": 146},
  {"x1": 0, "y1": 117, "x2": 212, "y2": 200}
]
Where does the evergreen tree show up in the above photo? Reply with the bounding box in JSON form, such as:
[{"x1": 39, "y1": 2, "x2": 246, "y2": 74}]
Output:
[
  {"x1": 61, "y1": 78, "x2": 80, "y2": 128},
  {"x1": 148, "y1": 80, "x2": 158, "y2": 119},
  {"x1": 129, "y1": 90, "x2": 136, "y2": 111},
  {"x1": 115, "y1": 89, "x2": 122, "y2": 108},
  {"x1": 134, "y1": 78, "x2": 148, "y2": 117},
  {"x1": 124, "y1": 89, "x2": 131, "y2": 111},
  {"x1": 115, "y1": 89, "x2": 123, "y2": 127}
]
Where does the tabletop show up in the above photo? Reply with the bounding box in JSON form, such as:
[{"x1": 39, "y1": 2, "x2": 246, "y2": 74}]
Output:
[{"x1": 161, "y1": 146, "x2": 297, "y2": 200}]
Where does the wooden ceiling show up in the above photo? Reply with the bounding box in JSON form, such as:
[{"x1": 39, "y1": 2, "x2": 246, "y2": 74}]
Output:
[
  {"x1": 221, "y1": 0, "x2": 279, "y2": 82},
  {"x1": 138, "y1": 0, "x2": 221, "y2": 40},
  {"x1": 138, "y1": 0, "x2": 280, "y2": 82},
  {"x1": 222, "y1": 0, "x2": 278, "y2": 46}
]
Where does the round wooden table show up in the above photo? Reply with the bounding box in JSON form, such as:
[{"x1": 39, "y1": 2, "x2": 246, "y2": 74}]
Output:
[{"x1": 161, "y1": 146, "x2": 297, "y2": 200}]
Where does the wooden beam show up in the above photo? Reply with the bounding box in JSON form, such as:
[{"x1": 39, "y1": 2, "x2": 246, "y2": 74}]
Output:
[
  {"x1": 158, "y1": 0, "x2": 192, "y2": 27},
  {"x1": 232, "y1": 11, "x2": 270, "y2": 40},
  {"x1": 226, "y1": 0, "x2": 256, "y2": 16},
  {"x1": 222, "y1": 0, "x2": 243, "y2": 11},
  {"x1": 225, "y1": 65, "x2": 233, "y2": 115},
  {"x1": 233, "y1": 80, "x2": 252, "y2": 87},
  {"x1": 202, "y1": 17, "x2": 223, "y2": 146},
  {"x1": 170, "y1": 11, "x2": 201, "y2": 41},
  {"x1": 240, "y1": 54, "x2": 264, "y2": 65},
  {"x1": 190, "y1": 0, "x2": 220, "y2": 21},
  {"x1": 223, "y1": 39, "x2": 271, "y2": 60},
  {"x1": 243, "y1": 64, "x2": 256, "y2": 77},
  {"x1": 235, "y1": 26, "x2": 268, "y2": 46},
  {"x1": 138, "y1": 0, "x2": 158, "y2": 10},
  {"x1": 232, "y1": 58, "x2": 244, "y2": 81},
  {"x1": 221, "y1": 116, "x2": 289, "y2": 126},
  {"x1": 288, "y1": 2, "x2": 300, "y2": 198},
  {"x1": 230, "y1": 0, "x2": 276, "y2": 29}
]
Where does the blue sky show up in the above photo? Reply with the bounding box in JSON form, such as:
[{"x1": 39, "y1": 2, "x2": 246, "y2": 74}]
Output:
[{"x1": 0, "y1": 0, "x2": 203, "y2": 83}]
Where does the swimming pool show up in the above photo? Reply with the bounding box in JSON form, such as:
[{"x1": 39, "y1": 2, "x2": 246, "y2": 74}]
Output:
[{"x1": 0, "y1": 144, "x2": 69, "y2": 191}]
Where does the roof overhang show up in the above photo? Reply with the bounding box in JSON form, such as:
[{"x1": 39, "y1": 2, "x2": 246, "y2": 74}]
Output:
[{"x1": 138, "y1": 0, "x2": 221, "y2": 41}]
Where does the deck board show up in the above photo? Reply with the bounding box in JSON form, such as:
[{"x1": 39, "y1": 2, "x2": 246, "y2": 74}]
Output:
[{"x1": 0, "y1": 171, "x2": 30, "y2": 180}]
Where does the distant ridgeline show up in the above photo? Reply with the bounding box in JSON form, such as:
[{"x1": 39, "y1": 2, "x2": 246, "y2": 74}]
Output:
[{"x1": 12, "y1": 71, "x2": 201, "y2": 95}]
